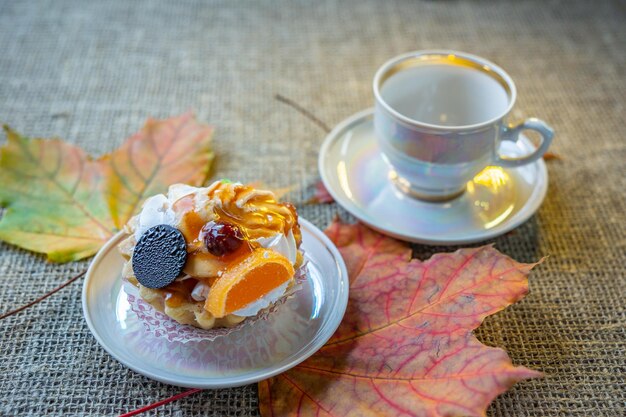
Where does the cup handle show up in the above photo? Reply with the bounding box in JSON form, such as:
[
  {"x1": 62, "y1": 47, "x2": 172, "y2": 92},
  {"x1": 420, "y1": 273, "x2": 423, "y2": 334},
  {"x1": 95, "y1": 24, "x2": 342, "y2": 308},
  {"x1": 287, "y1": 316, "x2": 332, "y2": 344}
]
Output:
[{"x1": 495, "y1": 118, "x2": 554, "y2": 167}]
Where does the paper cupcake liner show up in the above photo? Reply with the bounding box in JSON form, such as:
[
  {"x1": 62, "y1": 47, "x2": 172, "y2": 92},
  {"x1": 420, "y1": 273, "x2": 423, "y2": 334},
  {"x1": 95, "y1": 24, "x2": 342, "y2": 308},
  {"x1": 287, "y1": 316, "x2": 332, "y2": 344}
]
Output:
[{"x1": 125, "y1": 261, "x2": 308, "y2": 343}]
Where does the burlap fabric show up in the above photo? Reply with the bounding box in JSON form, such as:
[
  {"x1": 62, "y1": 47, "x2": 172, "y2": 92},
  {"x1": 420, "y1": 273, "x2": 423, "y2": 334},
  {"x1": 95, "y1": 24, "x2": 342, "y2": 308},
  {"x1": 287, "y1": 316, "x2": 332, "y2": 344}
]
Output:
[{"x1": 1, "y1": 0, "x2": 624, "y2": 415}]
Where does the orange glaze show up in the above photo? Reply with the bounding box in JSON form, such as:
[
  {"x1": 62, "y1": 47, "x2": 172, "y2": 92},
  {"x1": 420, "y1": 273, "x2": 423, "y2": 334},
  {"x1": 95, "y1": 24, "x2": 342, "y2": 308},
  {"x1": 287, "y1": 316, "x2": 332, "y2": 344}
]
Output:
[
  {"x1": 205, "y1": 248, "x2": 295, "y2": 318},
  {"x1": 163, "y1": 278, "x2": 198, "y2": 308},
  {"x1": 181, "y1": 211, "x2": 205, "y2": 245},
  {"x1": 189, "y1": 236, "x2": 257, "y2": 260},
  {"x1": 222, "y1": 240, "x2": 257, "y2": 263},
  {"x1": 172, "y1": 195, "x2": 205, "y2": 250},
  {"x1": 225, "y1": 263, "x2": 289, "y2": 313}
]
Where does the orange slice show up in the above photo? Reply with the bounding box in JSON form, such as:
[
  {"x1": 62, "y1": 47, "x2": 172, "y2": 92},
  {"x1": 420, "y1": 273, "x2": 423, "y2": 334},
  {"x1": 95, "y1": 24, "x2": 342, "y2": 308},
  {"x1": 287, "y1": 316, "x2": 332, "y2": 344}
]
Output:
[{"x1": 205, "y1": 248, "x2": 295, "y2": 318}]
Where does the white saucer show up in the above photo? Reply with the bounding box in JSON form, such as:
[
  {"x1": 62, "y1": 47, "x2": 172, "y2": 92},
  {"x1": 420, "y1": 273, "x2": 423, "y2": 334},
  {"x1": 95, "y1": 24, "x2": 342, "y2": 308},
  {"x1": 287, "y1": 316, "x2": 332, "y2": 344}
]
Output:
[
  {"x1": 82, "y1": 218, "x2": 348, "y2": 388},
  {"x1": 319, "y1": 109, "x2": 548, "y2": 245}
]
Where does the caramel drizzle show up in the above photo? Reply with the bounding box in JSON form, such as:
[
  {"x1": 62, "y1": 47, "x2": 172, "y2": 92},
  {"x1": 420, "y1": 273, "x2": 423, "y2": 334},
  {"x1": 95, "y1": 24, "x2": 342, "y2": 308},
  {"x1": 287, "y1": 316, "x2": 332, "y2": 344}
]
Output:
[{"x1": 207, "y1": 182, "x2": 299, "y2": 240}]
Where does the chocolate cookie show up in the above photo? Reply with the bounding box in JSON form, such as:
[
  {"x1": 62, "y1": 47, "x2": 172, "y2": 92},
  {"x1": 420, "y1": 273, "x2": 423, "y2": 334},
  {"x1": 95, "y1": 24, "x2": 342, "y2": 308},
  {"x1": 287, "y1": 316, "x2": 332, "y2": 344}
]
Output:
[{"x1": 132, "y1": 224, "x2": 187, "y2": 289}]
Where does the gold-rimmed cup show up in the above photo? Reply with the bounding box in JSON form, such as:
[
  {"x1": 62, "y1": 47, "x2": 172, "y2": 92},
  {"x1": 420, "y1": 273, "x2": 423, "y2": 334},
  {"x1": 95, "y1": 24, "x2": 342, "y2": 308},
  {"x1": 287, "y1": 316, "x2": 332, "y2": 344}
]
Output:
[{"x1": 373, "y1": 50, "x2": 554, "y2": 202}]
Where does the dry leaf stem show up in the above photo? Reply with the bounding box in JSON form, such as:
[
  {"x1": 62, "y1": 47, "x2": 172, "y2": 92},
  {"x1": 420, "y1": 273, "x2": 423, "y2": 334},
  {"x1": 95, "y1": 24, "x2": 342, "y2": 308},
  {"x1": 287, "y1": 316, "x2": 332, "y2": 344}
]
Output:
[
  {"x1": 275, "y1": 94, "x2": 331, "y2": 133},
  {"x1": 118, "y1": 388, "x2": 203, "y2": 416},
  {"x1": 0, "y1": 270, "x2": 86, "y2": 320}
]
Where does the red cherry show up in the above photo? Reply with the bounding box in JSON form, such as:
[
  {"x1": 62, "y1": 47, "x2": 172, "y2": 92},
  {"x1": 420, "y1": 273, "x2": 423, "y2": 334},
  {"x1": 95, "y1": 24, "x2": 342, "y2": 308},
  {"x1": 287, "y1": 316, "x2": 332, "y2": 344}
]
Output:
[{"x1": 202, "y1": 221, "x2": 245, "y2": 256}]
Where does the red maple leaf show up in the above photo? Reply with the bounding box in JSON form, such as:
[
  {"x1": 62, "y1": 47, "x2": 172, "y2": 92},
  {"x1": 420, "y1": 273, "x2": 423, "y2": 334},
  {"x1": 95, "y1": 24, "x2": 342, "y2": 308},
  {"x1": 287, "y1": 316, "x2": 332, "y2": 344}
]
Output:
[
  {"x1": 259, "y1": 220, "x2": 542, "y2": 417},
  {"x1": 307, "y1": 180, "x2": 335, "y2": 204}
]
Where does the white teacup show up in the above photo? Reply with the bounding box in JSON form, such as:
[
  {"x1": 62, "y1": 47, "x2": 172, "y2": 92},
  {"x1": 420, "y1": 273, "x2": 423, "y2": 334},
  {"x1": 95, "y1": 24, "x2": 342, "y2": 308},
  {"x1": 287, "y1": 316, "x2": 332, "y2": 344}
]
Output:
[{"x1": 373, "y1": 50, "x2": 554, "y2": 201}]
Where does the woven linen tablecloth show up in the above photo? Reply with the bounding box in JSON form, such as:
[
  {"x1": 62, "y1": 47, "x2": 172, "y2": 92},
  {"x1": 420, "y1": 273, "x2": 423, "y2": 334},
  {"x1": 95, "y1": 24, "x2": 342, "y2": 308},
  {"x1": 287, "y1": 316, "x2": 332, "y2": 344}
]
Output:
[{"x1": 1, "y1": 0, "x2": 624, "y2": 416}]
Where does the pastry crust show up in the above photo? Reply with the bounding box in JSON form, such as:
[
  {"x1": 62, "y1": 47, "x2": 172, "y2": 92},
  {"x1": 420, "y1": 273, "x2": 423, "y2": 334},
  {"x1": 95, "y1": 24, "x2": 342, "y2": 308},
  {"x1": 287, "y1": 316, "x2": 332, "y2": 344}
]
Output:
[{"x1": 121, "y1": 256, "x2": 246, "y2": 329}]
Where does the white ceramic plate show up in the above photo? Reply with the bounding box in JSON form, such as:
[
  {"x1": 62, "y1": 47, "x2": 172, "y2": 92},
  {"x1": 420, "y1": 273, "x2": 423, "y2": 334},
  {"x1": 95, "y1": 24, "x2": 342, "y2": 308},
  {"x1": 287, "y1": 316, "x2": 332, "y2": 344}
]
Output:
[
  {"x1": 82, "y1": 218, "x2": 349, "y2": 388},
  {"x1": 319, "y1": 109, "x2": 549, "y2": 245}
]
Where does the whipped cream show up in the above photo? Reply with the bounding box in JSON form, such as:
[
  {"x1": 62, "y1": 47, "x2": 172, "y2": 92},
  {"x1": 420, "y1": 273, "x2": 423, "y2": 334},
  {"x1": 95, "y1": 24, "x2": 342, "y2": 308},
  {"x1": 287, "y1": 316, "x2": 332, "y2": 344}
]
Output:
[
  {"x1": 255, "y1": 230, "x2": 298, "y2": 265},
  {"x1": 167, "y1": 183, "x2": 198, "y2": 202},
  {"x1": 134, "y1": 194, "x2": 177, "y2": 241},
  {"x1": 134, "y1": 184, "x2": 203, "y2": 241}
]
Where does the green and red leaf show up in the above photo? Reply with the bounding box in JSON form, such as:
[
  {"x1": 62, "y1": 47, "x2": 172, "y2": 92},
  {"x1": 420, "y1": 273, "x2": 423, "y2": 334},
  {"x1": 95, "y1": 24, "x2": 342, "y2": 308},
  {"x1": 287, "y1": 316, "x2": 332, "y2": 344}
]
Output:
[{"x1": 0, "y1": 113, "x2": 213, "y2": 262}]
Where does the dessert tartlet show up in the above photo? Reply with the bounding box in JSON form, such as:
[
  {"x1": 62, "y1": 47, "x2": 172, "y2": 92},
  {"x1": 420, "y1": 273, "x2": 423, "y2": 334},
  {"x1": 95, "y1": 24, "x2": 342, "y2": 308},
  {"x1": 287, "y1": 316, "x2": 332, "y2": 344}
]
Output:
[{"x1": 118, "y1": 180, "x2": 303, "y2": 330}]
